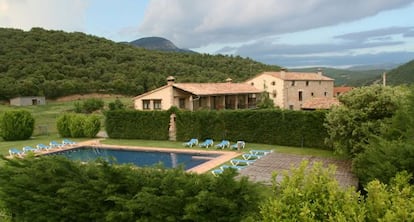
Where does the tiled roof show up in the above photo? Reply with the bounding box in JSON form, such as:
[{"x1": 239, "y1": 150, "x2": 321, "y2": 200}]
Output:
[
  {"x1": 301, "y1": 97, "x2": 340, "y2": 110},
  {"x1": 173, "y1": 83, "x2": 262, "y2": 95},
  {"x1": 262, "y1": 71, "x2": 334, "y2": 81},
  {"x1": 334, "y1": 86, "x2": 353, "y2": 94}
]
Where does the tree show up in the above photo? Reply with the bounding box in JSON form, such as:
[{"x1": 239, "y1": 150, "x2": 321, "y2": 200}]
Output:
[
  {"x1": 256, "y1": 83, "x2": 275, "y2": 109},
  {"x1": 324, "y1": 85, "x2": 404, "y2": 156},
  {"x1": 259, "y1": 161, "x2": 364, "y2": 221},
  {"x1": 0, "y1": 110, "x2": 35, "y2": 141},
  {"x1": 352, "y1": 85, "x2": 414, "y2": 185}
]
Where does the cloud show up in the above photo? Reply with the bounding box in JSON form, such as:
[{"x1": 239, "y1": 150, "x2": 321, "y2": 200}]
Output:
[
  {"x1": 139, "y1": 0, "x2": 414, "y2": 48},
  {"x1": 215, "y1": 25, "x2": 414, "y2": 67},
  {"x1": 260, "y1": 51, "x2": 414, "y2": 68},
  {"x1": 0, "y1": 0, "x2": 89, "y2": 32},
  {"x1": 335, "y1": 26, "x2": 414, "y2": 42}
]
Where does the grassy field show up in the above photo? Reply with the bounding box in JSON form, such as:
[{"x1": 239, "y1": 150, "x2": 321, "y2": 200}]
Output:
[{"x1": 0, "y1": 95, "x2": 133, "y2": 136}]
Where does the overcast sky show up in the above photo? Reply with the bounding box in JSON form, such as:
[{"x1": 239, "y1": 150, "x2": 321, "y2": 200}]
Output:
[{"x1": 1, "y1": 0, "x2": 414, "y2": 68}]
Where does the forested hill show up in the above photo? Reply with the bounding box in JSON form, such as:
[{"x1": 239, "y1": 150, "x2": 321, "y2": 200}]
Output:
[
  {"x1": 0, "y1": 28, "x2": 279, "y2": 100},
  {"x1": 386, "y1": 59, "x2": 414, "y2": 85}
]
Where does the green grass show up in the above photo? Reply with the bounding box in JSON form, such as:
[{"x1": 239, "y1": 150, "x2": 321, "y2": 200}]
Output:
[{"x1": 0, "y1": 96, "x2": 133, "y2": 136}]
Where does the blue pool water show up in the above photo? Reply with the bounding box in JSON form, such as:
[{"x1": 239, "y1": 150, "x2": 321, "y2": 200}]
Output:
[{"x1": 48, "y1": 146, "x2": 221, "y2": 170}]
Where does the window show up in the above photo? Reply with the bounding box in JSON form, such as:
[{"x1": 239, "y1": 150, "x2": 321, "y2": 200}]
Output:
[
  {"x1": 248, "y1": 94, "x2": 257, "y2": 108},
  {"x1": 324, "y1": 92, "x2": 328, "y2": 96},
  {"x1": 153, "y1": 100, "x2": 162, "y2": 110},
  {"x1": 179, "y1": 98, "x2": 185, "y2": 109},
  {"x1": 143, "y1": 100, "x2": 150, "y2": 110},
  {"x1": 291, "y1": 81, "x2": 295, "y2": 86},
  {"x1": 272, "y1": 90, "x2": 277, "y2": 98},
  {"x1": 298, "y1": 91, "x2": 303, "y2": 101},
  {"x1": 306, "y1": 81, "x2": 309, "y2": 86},
  {"x1": 250, "y1": 82, "x2": 254, "y2": 86},
  {"x1": 271, "y1": 81, "x2": 276, "y2": 86},
  {"x1": 289, "y1": 105, "x2": 294, "y2": 110},
  {"x1": 311, "y1": 92, "x2": 314, "y2": 97}
]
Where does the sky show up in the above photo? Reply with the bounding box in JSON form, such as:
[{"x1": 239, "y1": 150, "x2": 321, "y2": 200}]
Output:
[{"x1": 1, "y1": 0, "x2": 414, "y2": 68}]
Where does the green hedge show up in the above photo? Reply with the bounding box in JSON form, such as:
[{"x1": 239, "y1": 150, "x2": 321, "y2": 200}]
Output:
[
  {"x1": 176, "y1": 109, "x2": 329, "y2": 149},
  {"x1": 0, "y1": 110, "x2": 35, "y2": 141},
  {"x1": 105, "y1": 109, "x2": 330, "y2": 149},
  {"x1": 105, "y1": 110, "x2": 170, "y2": 140}
]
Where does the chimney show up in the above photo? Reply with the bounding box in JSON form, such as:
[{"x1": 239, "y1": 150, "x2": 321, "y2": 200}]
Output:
[
  {"x1": 317, "y1": 67, "x2": 323, "y2": 75},
  {"x1": 166, "y1": 76, "x2": 175, "y2": 85},
  {"x1": 382, "y1": 72, "x2": 386, "y2": 86},
  {"x1": 280, "y1": 68, "x2": 287, "y2": 78}
]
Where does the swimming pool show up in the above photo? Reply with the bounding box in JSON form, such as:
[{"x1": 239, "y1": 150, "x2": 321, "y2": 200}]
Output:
[{"x1": 47, "y1": 146, "x2": 222, "y2": 170}]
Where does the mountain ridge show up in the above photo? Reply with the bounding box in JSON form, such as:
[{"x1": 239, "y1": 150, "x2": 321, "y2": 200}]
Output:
[{"x1": 128, "y1": 36, "x2": 195, "y2": 53}]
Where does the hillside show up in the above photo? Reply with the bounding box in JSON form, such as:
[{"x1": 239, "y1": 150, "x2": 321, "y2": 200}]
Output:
[
  {"x1": 386, "y1": 59, "x2": 414, "y2": 85},
  {"x1": 291, "y1": 67, "x2": 384, "y2": 86},
  {"x1": 128, "y1": 37, "x2": 194, "y2": 53},
  {"x1": 0, "y1": 28, "x2": 279, "y2": 100}
]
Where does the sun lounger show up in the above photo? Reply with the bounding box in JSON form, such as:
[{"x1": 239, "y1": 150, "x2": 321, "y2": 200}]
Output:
[
  {"x1": 199, "y1": 139, "x2": 214, "y2": 148},
  {"x1": 211, "y1": 164, "x2": 246, "y2": 176},
  {"x1": 22, "y1": 146, "x2": 39, "y2": 153},
  {"x1": 62, "y1": 139, "x2": 76, "y2": 146},
  {"x1": 36, "y1": 144, "x2": 50, "y2": 151},
  {"x1": 9, "y1": 148, "x2": 24, "y2": 157},
  {"x1": 215, "y1": 140, "x2": 230, "y2": 149},
  {"x1": 231, "y1": 141, "x2": 246, "y2": 150},
  {"x1": 242, "y1": 153, "x2": 264, "y2": 160},
  {"x1": 230, "y1": 159, "x2": 255, "y2": 166},
  {"x1": 220, "y1": 164, "x2": 246, "y2": 171},
  {"x1": 249, "y1": 150, "x2": 273, "y2": 155},
  {"x1": 183, "y1": 138, "x2": 198, "y2": 147},
  {"x1": 211, "y1": 169, "x2": 223, "y2": 176},
  {"x1": 49, "y1": 140, "x2": 64, "y2": 148}
]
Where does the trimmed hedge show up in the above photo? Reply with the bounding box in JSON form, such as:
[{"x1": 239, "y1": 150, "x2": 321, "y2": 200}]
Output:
[
  {"x1": 176, "y1": 109, "x2": 329, "y2": 149},
  {"x1": 105, "y1": 109, "x2": 330, "y2": 149},
  {"x1": 0, "y1": 110, "x2": 35, "y2": 141},
  {"x1": 105, "y1": 110, "x2": 170, "y2": 140},
  {"x1": 56, "y1": 113, "x2": 101, "y2": 138}
]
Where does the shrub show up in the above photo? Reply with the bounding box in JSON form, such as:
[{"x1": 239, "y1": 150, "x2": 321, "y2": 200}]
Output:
[
  {"x1": 56, "y1": 114, "x2": 72, "y2": 137},
  {"x1": 83, "y1": 115, "x2": 101, "y2": 138},
  {"x1": 57, "y1": 113, "x2": 100, "y2": 138},
  {"x1": 69, "y1": 115, "x2": 85, "y2": 137},
  {"x1": 0, "y1": 110, "x2": 35, "y2": 141},
  {"x1": 74, "y1": 98, "x2": 104, "y2": 113}
]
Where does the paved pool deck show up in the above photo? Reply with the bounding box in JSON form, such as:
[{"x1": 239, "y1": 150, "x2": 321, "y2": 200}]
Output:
[{"x1": 237, "y1": 152, "x2": 359, "y2": 188}]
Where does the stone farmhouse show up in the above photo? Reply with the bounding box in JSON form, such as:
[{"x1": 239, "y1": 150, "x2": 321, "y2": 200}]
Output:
[
  {"x1": 244, "y1": 70, "x2": 335, "y2": 110},
  {"x1": 133, "y1": 70, "x2": 336, "y2": 111}
]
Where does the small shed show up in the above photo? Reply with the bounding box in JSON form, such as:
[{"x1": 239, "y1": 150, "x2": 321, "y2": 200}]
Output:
[{"x1": 9, "y1": 96, "x2": 46, "y2": 106}]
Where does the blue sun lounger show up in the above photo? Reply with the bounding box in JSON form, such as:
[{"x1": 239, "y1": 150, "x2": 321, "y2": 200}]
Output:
[
  {"x1": 23, "y1": 146, "x2": 38, "y2": 153},
  {"x1": 62, "y1": 139, "x2": 76, "y2": 146},
  {"x1": 215, "y1": 140, "x2": 230, "y2": 149},
  {"x1": 211, "y1": 165, "x2": 246, "y2": 176},
  {"x1": 249, "y1": 150, "x2": 273, "y2": 155},
  {"x1": 50, "y1": 140, "x2": 64, "y2": 148},
  {"x1": 183, "y1": 138, "x2": 198, "y2": 147},
  {"x1": 199, "y1": 139, "x2": 214, "y2": 148},
  {"x1": 242, "y1": 153, "x2": 264, "y2": 160},
  {"x1": 36, "y1": 144, "x2": 50, "y2": 150},
  {"x1": 230, "y1": 159, "x2": 256, "y2": 166},
  {"x1": 220, "y1": 164, "x2": 246, "y2": 171},
  {"x1": 9, "y1": 148, "x2": 24, "y2": 157}
]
